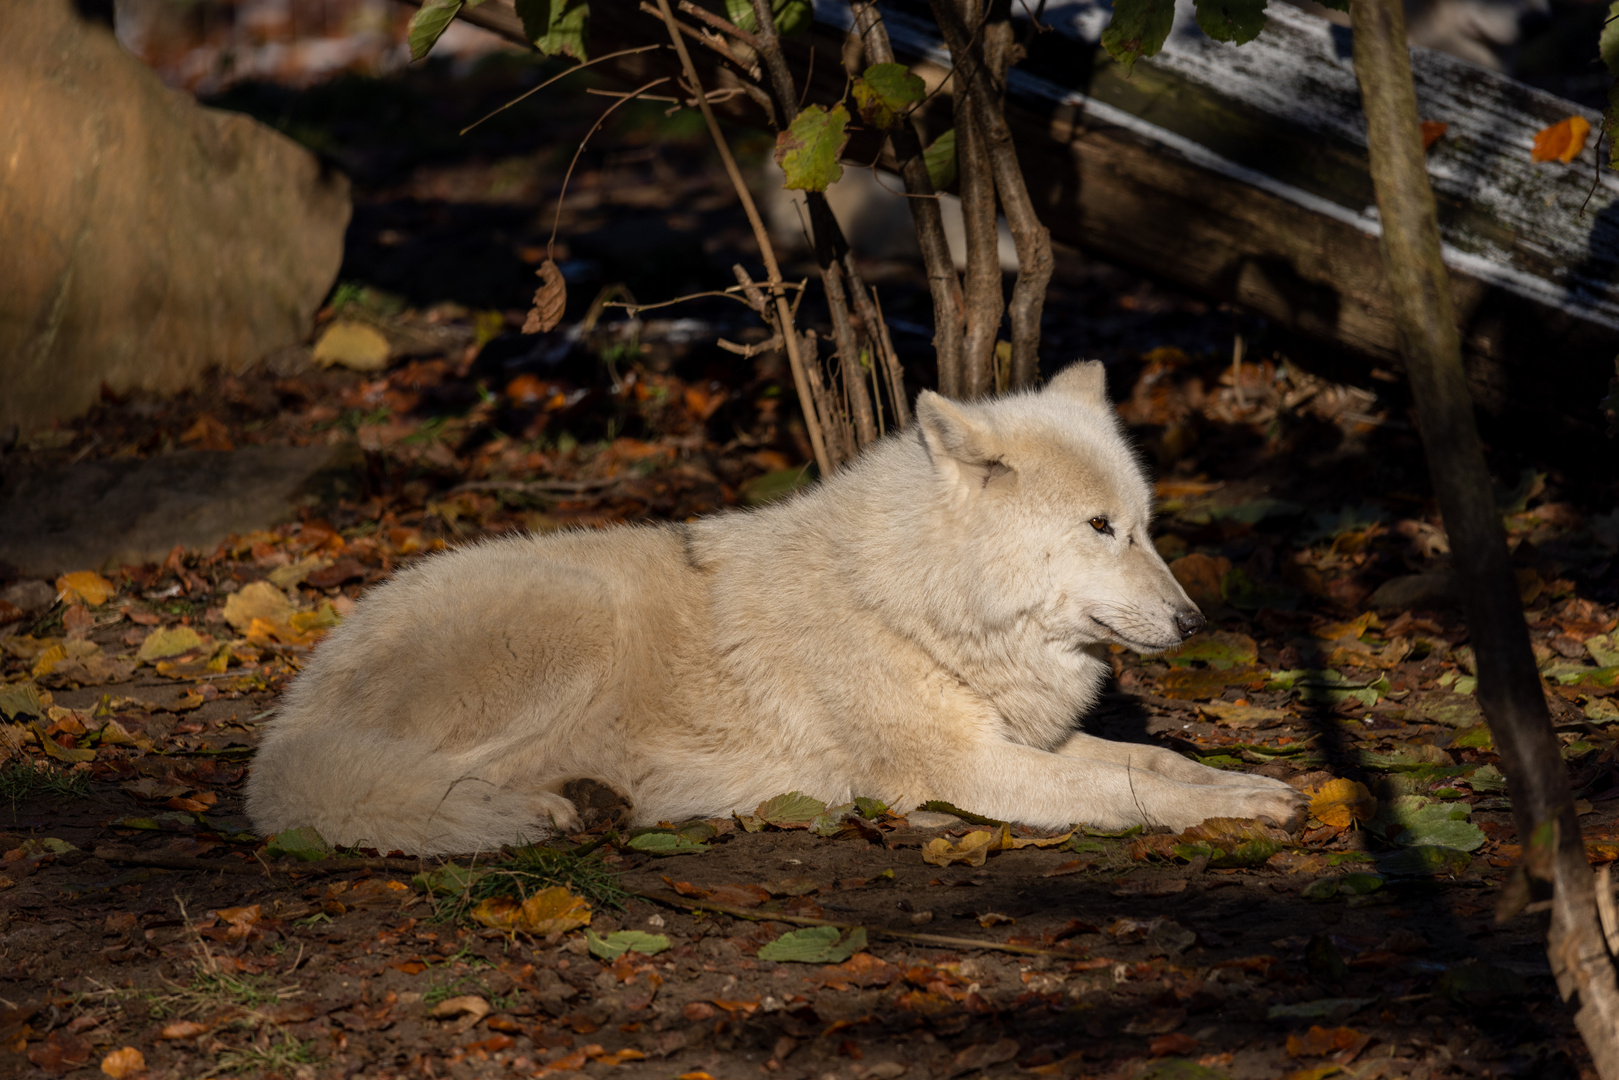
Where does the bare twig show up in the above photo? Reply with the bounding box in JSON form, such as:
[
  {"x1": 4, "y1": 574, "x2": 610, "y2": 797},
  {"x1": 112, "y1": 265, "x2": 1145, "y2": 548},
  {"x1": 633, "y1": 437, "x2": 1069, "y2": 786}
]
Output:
[
  {"x1": 459, "y1": 45, "x2": 664, "y2": 135},
  {"x1": 870, "y1": 287, "x2": 911, "y2": 427},
  {"x1": 649, "y1": 0, "x2": 831, "y2": 475},
  {"x1": 629, "y1": 888, "x2": 1092, "y2": 959},
  {"x1": 675, "y1": 0, "x2": 766, "y2": 52},
  {"x1": 547, "y1": 77, "x2": 672, "y2": 254}
]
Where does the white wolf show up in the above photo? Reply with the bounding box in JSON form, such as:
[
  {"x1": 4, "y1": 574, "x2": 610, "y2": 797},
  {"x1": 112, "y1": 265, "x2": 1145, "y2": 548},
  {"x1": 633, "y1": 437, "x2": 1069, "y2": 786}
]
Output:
[{"x1": 246, "y1": 363, "x2": 1305, "y2": 854}]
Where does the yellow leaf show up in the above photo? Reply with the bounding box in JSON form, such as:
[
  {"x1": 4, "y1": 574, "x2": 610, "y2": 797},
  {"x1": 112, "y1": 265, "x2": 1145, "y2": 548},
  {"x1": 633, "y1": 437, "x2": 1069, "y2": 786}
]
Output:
[
  {"x1": 268, "y1": 555, "x2": 334, "y2": 590},
  {"x1": 1309, "y1": 779, "x2": 1377, "y2": 829},
  {"x1": 100, "y1": 1047, "x2": 147, "y2": 1077},
  {"x1": 56, "y1": 571, "x2": 115, "y2": 607},
  {"x1": 313, "y1": 320, "x2": 392, "y2": 372},
  {"x1": 922, "y1": 826, "x2": 1007, "y2": 867},
  {"x1": 223, "y1": 581, "x2": 295, "y2": 634},
  {"x1": 30, "y1": 643, "x2": 68, "y2": 677},
  {"x1": 136, "y1": 626, "x2": 204, "y2": 663},
  {"x1": 471, "y1": 886, "x2": 592, "y2": 934},
  {"x1": 1178, "y1": 817, "x2": 1291, "y2": 843}
]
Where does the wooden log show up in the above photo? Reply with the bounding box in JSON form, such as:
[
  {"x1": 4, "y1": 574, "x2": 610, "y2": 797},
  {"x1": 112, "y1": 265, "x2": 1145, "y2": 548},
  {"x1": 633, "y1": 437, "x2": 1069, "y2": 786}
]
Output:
[{"x1": 419, "y1": 0, "x2": 1617, "y2": 443}]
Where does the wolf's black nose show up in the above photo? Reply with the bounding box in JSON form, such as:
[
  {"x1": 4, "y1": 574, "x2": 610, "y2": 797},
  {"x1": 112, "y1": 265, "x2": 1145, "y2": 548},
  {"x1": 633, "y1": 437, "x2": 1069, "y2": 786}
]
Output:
[{"x1": 1175, "y1": 611, "x2": 1206, "y2": 639}]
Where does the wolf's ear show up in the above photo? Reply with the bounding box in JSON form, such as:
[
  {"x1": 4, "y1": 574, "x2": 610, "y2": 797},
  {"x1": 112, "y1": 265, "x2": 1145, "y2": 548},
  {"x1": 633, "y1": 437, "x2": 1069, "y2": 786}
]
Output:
[
  {"x1": 915, "y1": 391, "x2": 1010, "y2": 488},
  {"x1": 1045, "y1": 360, "x2": 1108, "y2": 405}
]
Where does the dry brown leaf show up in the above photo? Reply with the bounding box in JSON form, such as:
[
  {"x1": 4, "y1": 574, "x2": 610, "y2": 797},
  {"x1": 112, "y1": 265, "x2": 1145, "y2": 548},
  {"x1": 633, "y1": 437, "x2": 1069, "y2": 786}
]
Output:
[
  {"x1": 1309, "y1": 778, "x2": 1377, "y2": 830},
  {"x1": 429, "y1": 995, "x2": 490, "y2": 1021},
  {"x1": 1531, "y1": 116, "x2": 1591, "y2": 164},
  {"x1": 159, "y1": 1020, "x2": 210, "y2": 1040},
  {"x1": 1420, "y1": 120, "x2": 1448, "y2": 150},
  {"x1": 523, "y1": 260, "x2": 567, "y2": 334},
  {"x1": 56, "y1": 572, "x2": 114, "y2": 608},
  {"x1": 99, "y1": 1047, "x2": 146, "y2": 1077}
]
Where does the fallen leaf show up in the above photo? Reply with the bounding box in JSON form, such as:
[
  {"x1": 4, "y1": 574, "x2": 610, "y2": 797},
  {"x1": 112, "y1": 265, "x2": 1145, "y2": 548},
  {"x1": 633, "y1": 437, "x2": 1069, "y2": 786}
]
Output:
[
  {"x1": 313, "y1": 320, "x2": 392, "y2": 372},
  {"x1": 1531, "y1": 115, "x2": 1591, "y2": 163},
  {"x1": 1199, "y1": 701, "x2": 1288, "y2": 728},
  {"x1": 1286, "y1": 1025, "x2": 1366, "y2": 1058},
  {"x1": 757, "y1": 925, "x2": 867, "y2": 963},
  {"x1": 1309, "y1": 779, "x2": 1377, "y2": 829},
  {"x1": 159, "y1": 1020, "x2": 211, "y2": 1039},
  {"x1": 430, "y1": 994, "x2": 490, "y2": 1021},
  {"x1": 523, "y1": 260, "x2": 567, "y2": 334},
  {"x1": 1420, "y1": 120, "x2": 1448, "y2": 150},
  {"x1": 56, "y1": 571, "x2": 114, "y2": 607},
  {"x1": 922, "y1": 828, "x2": 1003, "y2": 867},
  {"x1": 585, "y1": 929, "x2": 671, "y2": 959},
  {"x1": 136, "y1": 626, "x2": 205, "y2": 663},
  {"x1": 99, "y1": 1047, "x2": 145, "y2": 1077},
  {"x1": 471, "y1": 886, "x2": 592, "y2": 934},
  {"x1": 223, "y1": 581, "x2": 295, "y2": 635},
  {"x1": 1150, "y1": 1032, "x2": 1199, "y2": 1057}
]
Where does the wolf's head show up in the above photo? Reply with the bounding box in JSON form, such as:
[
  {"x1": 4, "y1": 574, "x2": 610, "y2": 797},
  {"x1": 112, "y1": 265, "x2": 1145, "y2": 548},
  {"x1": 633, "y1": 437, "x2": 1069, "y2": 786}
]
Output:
[{"x1": 913, "y1": 361, "x2": 1203, "y2": 655}]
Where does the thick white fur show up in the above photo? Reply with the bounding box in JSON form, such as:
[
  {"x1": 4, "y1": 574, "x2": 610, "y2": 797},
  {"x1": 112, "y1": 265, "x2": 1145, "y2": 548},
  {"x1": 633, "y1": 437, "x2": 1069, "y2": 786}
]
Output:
[{"x1": 247, "y1": 364, "x2": 1306, "y2": 854}]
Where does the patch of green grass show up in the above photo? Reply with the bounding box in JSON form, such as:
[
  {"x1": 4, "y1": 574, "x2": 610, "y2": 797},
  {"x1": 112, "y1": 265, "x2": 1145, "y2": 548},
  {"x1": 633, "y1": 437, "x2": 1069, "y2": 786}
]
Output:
[
  {"x1": 151, "y1": 966, "x2": 298, "y2": 1020},
  {"x1": 214, "y1": 1033, "x2": 323, "y2": 1075},
  {"x1": 0, "y1": 759, "x2": 90, "y2": 806},
  {"x1": 422, "y1": 844, "x2": 628, "y2": 925}
]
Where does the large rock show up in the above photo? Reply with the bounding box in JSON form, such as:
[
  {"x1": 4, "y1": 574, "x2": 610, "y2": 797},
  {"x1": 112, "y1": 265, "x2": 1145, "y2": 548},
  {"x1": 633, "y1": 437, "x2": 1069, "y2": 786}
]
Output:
[
  {"x1": 0, "y1": 0, "x2": 350, "y2": 436},
  {"x1": 0, "y1": 444, "x2": 363, "y2": 577}
]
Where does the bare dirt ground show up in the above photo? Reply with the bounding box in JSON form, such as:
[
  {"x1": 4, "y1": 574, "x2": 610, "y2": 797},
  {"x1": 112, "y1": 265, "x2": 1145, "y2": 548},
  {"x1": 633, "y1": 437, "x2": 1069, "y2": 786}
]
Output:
[{"x1": 5, "y1": 29, "x2": 1619, "y2": 1080}]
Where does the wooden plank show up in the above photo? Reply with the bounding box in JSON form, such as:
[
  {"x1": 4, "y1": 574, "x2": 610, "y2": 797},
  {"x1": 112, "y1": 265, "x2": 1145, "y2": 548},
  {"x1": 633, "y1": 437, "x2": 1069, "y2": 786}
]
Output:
[{"x1": 424, "y1": 0, "x2": 1617, "y2": 436}]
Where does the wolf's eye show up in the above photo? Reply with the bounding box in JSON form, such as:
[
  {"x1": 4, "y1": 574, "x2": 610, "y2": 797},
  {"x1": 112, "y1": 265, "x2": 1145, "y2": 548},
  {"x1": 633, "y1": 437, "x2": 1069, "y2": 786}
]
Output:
[{"x1": 1089, "y1": 517, "x2": 1113, "y2": 536}]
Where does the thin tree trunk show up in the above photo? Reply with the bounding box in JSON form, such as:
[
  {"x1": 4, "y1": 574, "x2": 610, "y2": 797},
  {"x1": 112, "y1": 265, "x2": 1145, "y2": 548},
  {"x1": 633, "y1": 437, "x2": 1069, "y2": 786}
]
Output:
[
  {"x1": 850, "y1": 1, "x2": 963, "y2": 403},
  {"x1": 1349, "y1": 0, "x2": 1619, "y2": 1071},
  {"x1": 929, "y1": 0, "x2": 1052, "y2": 392}
]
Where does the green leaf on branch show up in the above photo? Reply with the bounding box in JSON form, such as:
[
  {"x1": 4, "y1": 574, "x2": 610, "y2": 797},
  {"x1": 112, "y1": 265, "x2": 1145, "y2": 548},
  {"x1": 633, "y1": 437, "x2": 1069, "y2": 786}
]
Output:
[
  {"x1": 757, "y1": 925, "x2": 867, "y2": 962},
  {"x1": 775, "y1": 104, "x2": 850, "y2": 192},
  {"x1": 852, "y1": 63, "x2": 926, "y2": 130},
  {"x1": 1101, "y1": 0, "x2": 1176, "y2": 75},
  {"x1": 407, "y1": 0, "x2": 463, "y2": 61},
  {"x1": 1602, "y1": 2, "x2": 1619, "y2": 75},
  {"x1": 724, "y1": 0, "x2": 813, "y2": 36},
  {"x1": 515, "y1": 0, "x2": 589, "y2": 60},
  {"x1": 923, "y1": 128, "x2": 957, "y2": 191},
  {"x1": 1193, "y1": 0, "x2": 1268, "y2": 43}
]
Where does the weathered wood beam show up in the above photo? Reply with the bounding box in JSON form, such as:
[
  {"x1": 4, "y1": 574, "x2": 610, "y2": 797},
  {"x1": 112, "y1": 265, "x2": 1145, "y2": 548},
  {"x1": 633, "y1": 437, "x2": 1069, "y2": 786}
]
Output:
[{"x1": 408, "y1": 0, "x2": 1618, "y2": 447}]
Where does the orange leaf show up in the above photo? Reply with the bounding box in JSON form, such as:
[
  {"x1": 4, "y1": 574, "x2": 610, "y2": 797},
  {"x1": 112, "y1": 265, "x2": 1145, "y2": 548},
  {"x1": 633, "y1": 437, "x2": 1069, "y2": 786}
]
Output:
[
  {"x1": 56, "y1": 571, "x2": 114, "y2": 607},
  {"x1": 160, "y1": 1020, "x2": 211, "y2": 1040},
  {"x1": 99, "y1": 1047, "x2": 146, "y2": 1078},
  {"x1": 1420, "y1": 120, "x2": 1448, "y2": 151},
  {"x1": 1286, "y1": 1025, "x2": 1364, "y2": 1057},
  {"x1": 470, "y1": 886, "x2": 591, "y2": 934},
  {"x1": 1531, "y1": 116, "x2": 1591, "y2": 164},
  {"x1": 1308, "y1": 779, "x2": 1376, "y2": 830}
]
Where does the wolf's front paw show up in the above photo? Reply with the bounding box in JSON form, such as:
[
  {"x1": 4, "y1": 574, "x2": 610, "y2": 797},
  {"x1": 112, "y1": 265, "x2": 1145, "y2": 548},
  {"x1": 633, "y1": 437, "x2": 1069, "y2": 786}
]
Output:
[{"x1": 1232, "y1": 783, "x2": 1308, "y2": 832}]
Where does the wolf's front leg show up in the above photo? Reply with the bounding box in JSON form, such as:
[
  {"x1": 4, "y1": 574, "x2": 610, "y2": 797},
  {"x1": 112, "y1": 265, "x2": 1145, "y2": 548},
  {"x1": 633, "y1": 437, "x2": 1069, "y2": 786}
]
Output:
[
  {"x1": 936, "y1": 741, "x2": 1306, "y2": 833},
  {"x1": 1054, "y1": 730, "x2": 1298, "y2": 790}
]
